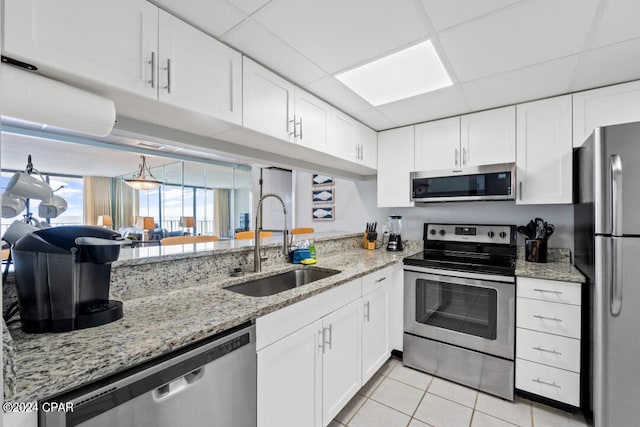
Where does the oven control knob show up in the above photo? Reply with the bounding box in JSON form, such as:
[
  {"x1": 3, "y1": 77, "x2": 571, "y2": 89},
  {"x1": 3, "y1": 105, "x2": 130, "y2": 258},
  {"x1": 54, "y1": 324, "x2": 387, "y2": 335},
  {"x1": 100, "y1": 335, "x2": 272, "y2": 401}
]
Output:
[
  {"x1": 429, "y1": 229, "x2": 436, "y2": 235},
  {"x1": 439, "y1": 229, "x2": 446, "y2": 236},
  {"x1": 487, "y1": 231, "x2": 495, "y2": 238},
  {"x1": 499, "y1": 231, "x2": 507, "y2": 239}
]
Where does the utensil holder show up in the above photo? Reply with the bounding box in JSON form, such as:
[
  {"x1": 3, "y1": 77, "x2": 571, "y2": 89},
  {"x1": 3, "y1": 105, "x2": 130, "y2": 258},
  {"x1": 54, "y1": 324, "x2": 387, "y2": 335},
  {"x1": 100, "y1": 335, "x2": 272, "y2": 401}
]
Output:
[{"x1": 525, "y1": 239, "x2": 547, "y2": 263}]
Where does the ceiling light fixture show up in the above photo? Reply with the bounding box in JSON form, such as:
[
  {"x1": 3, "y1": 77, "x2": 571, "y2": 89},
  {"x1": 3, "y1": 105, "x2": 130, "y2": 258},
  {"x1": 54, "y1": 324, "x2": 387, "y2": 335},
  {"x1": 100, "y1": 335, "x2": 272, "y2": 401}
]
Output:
[
  {"x1": 124, "y1": 155, "x2": 162, "y2": 190},
  {"x1": 335, "y1": 40, "x2": 452, "y2": 106}
]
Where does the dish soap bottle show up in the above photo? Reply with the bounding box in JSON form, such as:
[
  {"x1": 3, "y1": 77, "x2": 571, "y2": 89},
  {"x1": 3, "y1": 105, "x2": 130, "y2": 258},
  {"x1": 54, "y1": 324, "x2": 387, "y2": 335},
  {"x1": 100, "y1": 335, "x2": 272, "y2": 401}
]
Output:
[{"x1": 309, "y1": 239, "x2": 316, "y2": 260}]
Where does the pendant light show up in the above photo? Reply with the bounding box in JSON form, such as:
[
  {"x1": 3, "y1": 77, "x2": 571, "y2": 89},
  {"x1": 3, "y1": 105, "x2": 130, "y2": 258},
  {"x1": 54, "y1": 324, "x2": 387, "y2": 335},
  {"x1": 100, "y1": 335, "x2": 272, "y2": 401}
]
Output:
[{"x1": 124, "y1": 155, "x2": 162, "y2": 190}]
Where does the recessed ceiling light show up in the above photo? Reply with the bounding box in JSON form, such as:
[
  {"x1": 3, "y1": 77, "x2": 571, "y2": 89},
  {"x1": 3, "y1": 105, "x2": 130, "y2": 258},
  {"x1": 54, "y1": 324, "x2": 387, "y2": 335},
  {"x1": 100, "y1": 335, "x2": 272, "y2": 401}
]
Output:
[{"x1": 335, "y1": 40, "x2": 452, "y2": 106}]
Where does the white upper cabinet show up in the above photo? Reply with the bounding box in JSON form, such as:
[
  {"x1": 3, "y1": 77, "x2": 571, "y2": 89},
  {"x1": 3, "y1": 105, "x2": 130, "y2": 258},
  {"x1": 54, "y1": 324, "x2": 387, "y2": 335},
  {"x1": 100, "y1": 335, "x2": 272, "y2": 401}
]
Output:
[
  {"x1": 357, "y1": 123, "x2": 378, "y2": 169},
  {"x1": 377, "y1": 126, "x2": 415, "y2": 207},
  {"x1": 414, "y1": 117, "x2": 461, "y2": 171},
  {"x1": 516, "y1": 95, "x2": 573, "y2": 205},
  {"x1": 573, "y1": 80, "x2": 640, "y2": 147},
  {"x1": 3, "y1": 0, "x2": 158, "y2": 99},
  {"x1": 328, "y1": 108, "x2": 358, "y2": 159},
  {"x1": 243, "y1": 57, "x2": 296, "y2": 141},
  {"x1": 158, "y1": 10, "x2": 241, "y2": 124},
  {"x1": 3, "y1": 0, "x2": 242, "y2": 123},
  {"x1": 293, "y1": 89, "x2": 331, "y2": 150},
  {"x1": 460, "y1": 106, "x2": 516, "y2": 167}
]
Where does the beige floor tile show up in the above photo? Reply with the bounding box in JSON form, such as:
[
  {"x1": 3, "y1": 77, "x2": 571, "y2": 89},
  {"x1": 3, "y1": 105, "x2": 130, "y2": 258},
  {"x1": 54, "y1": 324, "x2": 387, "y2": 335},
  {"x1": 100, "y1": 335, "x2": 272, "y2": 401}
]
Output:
[
  {"x1": 531, "y1": 405, "x2": 588, "y2": 427},
  {"x1": 388, "y1": 364, "x2": 434, "y2": 390},
  {"x1": 358, "y1": 373, "x2": 385, "y2": 397},
  {"x1": 427, "y1": 377, "x2": 478, "y2": 408},
  {"x1": 414, "y1": 393, "x2": 473, "y2": 427},
  {"x1": 371, "y1": 377, "x2": 425, "y2": 416},
  {"x1": 335, "y1": 394, "x2": 367, "y2": 425},
  {"x1": 377, "y1": 357, "x2": 401, "y2": 376},
  {"x1": 408, "y1": 418, "x2": 433, "y2": 427},
  {"x1": 348, "y1": 399, "x2": 411, "y2": 427},
  {"x1": 472, "y1": 411, "x2": 519, "y2": 427},
  {"x1": 475, "y1": 393, "x2": 532, "y2": 426}
]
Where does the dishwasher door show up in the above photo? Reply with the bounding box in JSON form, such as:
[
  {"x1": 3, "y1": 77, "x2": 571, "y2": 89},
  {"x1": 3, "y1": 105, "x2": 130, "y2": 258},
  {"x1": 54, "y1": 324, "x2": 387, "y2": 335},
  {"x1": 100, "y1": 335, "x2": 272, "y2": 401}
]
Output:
[{"x1": 41, "y1": 323, "x2": 256, "y2": 427}]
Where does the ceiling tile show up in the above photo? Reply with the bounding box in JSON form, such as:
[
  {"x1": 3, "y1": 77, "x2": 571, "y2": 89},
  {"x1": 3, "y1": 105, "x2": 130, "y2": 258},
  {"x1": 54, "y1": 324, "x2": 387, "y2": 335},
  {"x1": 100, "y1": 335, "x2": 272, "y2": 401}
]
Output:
[
  {"x1": 228, "y1": 0, "x2": 271, "y2": 16},
  {"x1": 376, "y1": 86, "x2": 470, "y2": 127},
  {"x1": 349, "y1": 108, "x2": 396, "y2": 131},
  {"x1": 461, "y1": 55, "x2": 579, "y2": 111},
  {"x1": 419, "y1": 0, "x2": 521, "y2": 32},
  {"x1": 154, "y1": 0, "x2": 247, "y2": 37},
  {"x1": 253, "y1": 0, "x2": 429, "y2": 74},
  {"x1": 222, "y1": 20, "x2": 327, "y2": 85},
  {"x1": 304, "y1": 76, "x2": 372, "y2": 113},
  {"x1": 591, "y1": 0, "x2": 640, "y2": 48},
  {"x1": 439, "y1": 0, "x2": 599, "y2": 82},
  {"x1": 572, "y1": 38, "x2": 640, "y2": 91}
]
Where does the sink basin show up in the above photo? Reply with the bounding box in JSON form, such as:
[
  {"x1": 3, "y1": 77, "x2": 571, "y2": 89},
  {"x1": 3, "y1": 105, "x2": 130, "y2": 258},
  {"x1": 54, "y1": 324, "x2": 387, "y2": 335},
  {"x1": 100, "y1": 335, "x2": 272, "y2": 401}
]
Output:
[{"x1": 225, "y1": 267, "x2": 341, "y2": 297}]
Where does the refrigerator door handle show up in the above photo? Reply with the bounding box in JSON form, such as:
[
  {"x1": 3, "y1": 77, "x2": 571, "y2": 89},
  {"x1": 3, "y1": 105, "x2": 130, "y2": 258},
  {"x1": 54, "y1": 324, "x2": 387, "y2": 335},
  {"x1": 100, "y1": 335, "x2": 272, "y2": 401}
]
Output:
[
  {"x1": 611, "y1": 236, "x2": 623, "y2": 317},
  {"x1": 611, "y1": 154, "x2": 623, "y2": 236}
]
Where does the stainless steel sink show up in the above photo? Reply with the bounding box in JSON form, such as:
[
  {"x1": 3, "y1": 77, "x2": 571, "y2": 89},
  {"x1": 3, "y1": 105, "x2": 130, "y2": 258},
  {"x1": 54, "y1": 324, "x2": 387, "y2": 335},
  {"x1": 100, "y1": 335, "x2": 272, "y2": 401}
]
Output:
[{"x1": 225, "y1": 267, "x2": 341, "y2": 297}]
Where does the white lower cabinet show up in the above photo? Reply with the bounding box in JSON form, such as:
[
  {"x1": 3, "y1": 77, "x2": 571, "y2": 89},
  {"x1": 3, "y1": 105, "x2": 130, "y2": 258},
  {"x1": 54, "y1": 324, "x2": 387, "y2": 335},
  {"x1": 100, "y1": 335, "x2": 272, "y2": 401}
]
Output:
[
  {"x1": 362, "y1": 284, "x2": 390, "y2": 383},
  {"x1": 516, "y1": 277, "x2": 582, "y2": 406}
]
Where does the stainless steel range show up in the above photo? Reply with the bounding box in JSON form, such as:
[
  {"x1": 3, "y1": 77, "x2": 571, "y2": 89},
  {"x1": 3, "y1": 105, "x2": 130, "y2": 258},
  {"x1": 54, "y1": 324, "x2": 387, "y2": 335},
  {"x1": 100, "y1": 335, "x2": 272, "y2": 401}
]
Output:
[{"x1": 403, "y1": 223, "x2": 516, "y2": 400}]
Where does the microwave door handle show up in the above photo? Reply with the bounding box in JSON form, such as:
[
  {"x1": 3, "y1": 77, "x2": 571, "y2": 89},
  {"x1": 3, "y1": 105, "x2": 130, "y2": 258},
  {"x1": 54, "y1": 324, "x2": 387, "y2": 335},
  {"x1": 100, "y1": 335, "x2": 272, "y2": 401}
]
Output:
[{"x1": 610, "y1": 155, "x2": 623, "y2": 316}]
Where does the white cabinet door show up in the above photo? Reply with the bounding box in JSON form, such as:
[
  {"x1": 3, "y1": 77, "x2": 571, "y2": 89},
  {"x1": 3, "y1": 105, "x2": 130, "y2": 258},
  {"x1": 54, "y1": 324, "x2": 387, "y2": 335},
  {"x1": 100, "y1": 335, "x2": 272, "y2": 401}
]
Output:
[
  {"x1": 294, "y1": 89, "x2": 331, "y2": 150},
  {"x1": 362, "y1": 284, "x2": 390, "y2": 383},
  {"x1": 414, "y1": 117, "x2": 461, "y2": 171},
  {"x1": 158, "y1": 10, "x2": 242, "y2": 124},
  {"x1": 377, "y1": 126, "x2": 415, "y2": 207},
  {"x1": 243, "y1": 57, "x2": 295, "y2": 142},
  {"x1": 258, "y1": 319, "x2": 323, "y2": 427},
  {"x1": 322, "y1": 299, "x2": 362, "y2": 426},
  {"x1": 3, "y1": 0, "x2": 158, "y2": 99},
  {"x1": 573, "y1": 80, "x2": 640, "y2": 146},
  {"x1": 357, "y1": 123, "x2": 378, "y2": 169},
  {"x1": 328, "y1": 108, "x2": 358, "y2": 161},
  {"x1": 388, "y1": 264, "x2": 404, "y2": 352},
  {"x1": 516, "y1": 95, "x2": 572, "y2": 205},
  {"x1": 461, "y1": 106, "x2": 516, "y2": 167}
]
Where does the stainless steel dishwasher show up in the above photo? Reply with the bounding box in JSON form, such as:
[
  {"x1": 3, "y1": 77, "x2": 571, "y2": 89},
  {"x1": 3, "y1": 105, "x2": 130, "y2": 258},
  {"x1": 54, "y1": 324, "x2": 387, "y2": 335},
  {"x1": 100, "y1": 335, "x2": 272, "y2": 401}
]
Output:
[{"x1": 41, "y1": 322, "x2": 256, "y2": 427}]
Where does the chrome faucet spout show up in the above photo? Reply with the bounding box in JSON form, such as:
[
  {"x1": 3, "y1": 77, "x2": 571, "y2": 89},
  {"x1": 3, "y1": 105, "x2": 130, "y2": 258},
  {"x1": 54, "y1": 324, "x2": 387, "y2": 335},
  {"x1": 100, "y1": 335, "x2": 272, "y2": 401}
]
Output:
[{"x1": 254, "y1": 193, "x2": 288, "y2": 272}]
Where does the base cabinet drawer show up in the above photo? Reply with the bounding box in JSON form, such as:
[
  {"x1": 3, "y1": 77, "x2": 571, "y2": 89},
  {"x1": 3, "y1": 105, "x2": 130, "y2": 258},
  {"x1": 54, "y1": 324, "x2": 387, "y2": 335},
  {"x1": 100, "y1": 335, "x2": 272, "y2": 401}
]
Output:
[
  {"x1": 517, "y1": 277, "x2": 582, "y2": 305},
  {"x1": 516, "y1": 359, "x2": 580, "y2": 406},
  {"x1": 516, "y1": 298, "x2": 581, "y2": 339},
  {"x1": 516, "y1": 328, "x2": 580, "y2": 372}
]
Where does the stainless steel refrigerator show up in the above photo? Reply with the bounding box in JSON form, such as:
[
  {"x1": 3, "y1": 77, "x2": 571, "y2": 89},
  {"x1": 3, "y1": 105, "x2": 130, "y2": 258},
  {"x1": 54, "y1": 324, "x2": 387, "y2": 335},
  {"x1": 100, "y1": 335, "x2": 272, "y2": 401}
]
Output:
[{"x1": 574, "y1": 121, "x2": 640, "y2": 427}]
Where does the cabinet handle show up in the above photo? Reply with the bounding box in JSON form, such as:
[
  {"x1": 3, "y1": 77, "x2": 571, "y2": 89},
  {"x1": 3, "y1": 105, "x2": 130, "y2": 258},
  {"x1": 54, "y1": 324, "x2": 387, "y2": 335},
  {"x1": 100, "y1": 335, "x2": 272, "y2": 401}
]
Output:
[
  {"x1": 462, "y1": 147, "x2": 467, "y2": 165},
  {"x1": 454, "y1": 148, "x2": 459, "y2": 166},
  {"x1": 532, "y1": 346, "x2": 563, "y2": 355},
  {"x1": 519, "y1": 182, "x2": 523, "y2": 200},
  {"x1": 318, "y1": 329, "x2": 325, "y2": 353},
  {"x1": 533, "y1": 288, "x2": 564, "y2": 295},
  {"x1": 355, "y1": 145, "x2": 360, "y2": 160},
  {"x1": 533, "y1": 314, "x2": 563, "y2": 322},
  {"x1": 364, "y1": 301, "x2": 370, "y2": 322},
  {"x1": 298, "y1": 116, "x2": 303, "y2": 140},
  {"x1": 532, "y1": 378, "x2": 562, "y2": 388},
  {"x1": 375, "y1": 277, "x2": 386, "y2": 283},
  {"x1": 289, "y1": 115, "x2": 297, "y2": 137},
  {"x1": 149, "y1": 51, "x2": 156, "y2": 88},
  {"x1": 325, "y1": 324, "x2": 333, "y2": 350},
  {"x1": 229, "y1": 67, "x2": 233, "y2": 112},
  {"x1": 360, "y1": 145, "x2": 364, "y2": 160},
  {"x1": 163, "y1": 58, "x2": 172, "y2": 94}
]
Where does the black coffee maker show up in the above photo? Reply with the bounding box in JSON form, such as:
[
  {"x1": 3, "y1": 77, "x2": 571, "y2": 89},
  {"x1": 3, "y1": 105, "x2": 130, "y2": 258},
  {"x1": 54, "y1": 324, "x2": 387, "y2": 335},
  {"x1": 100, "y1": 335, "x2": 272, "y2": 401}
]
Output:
[
  {"x1": 386, "y1": 215, "x2": 403, "y2": 251},
  {"x1": 12, "y1": 226, "x2": 123, "y2": 333}
]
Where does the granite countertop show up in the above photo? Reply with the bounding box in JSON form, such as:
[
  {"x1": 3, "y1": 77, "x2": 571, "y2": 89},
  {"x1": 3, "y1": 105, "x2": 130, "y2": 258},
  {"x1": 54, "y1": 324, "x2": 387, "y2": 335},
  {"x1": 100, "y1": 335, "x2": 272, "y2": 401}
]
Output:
[
  {"x1": 515, "y1": 247, "x2": 585, "y2": 283},
  {"x1": 5, "y1": 246, "x2": 409, "y2": 403}
]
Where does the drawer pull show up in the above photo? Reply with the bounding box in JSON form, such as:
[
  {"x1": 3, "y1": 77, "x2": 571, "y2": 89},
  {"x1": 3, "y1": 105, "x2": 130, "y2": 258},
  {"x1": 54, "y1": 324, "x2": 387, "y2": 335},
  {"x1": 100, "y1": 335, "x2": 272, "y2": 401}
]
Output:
[
  {"x1": 532, "y1": 378, "x2": 562, "y2": 388},
  {"x1": 533, "y1": 314, "x2": 563, "y2": 322},
  {"x1": 533, "y1": 288, "x2": 564, "y2": 295},
  {"x1": 375, "y1": 277, "x2": 387, "y2": 283},
  {"x1": 533, "y1": 346, "x2": 562, "y2": 355}
]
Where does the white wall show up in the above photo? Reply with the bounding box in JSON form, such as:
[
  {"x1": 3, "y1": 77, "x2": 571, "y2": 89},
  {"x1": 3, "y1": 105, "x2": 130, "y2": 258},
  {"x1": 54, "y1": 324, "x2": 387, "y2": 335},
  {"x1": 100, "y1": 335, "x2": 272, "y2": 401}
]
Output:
[{"x1": 294, "y1": 172, "x2": 575, "y2": 251}]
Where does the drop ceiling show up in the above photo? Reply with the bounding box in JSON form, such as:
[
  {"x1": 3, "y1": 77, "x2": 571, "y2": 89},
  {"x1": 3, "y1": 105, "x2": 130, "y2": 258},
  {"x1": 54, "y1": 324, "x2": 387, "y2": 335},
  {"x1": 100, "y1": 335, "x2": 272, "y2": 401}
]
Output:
[{"x1": 153, "y1": 0, "x2": 640, "y2": 130}]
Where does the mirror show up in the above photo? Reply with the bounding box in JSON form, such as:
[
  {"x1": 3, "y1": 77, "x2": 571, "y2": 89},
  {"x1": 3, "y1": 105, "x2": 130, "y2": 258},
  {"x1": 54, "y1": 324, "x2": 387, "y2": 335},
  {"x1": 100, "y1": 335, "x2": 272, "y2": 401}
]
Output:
[{"x1": 0, "y1": 128, "x2": 253, "y2": 241}]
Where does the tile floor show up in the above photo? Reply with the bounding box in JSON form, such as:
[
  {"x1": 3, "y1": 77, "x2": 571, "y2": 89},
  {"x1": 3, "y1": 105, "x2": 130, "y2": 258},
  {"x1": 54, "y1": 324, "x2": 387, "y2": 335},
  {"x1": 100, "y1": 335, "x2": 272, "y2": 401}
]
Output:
[{"x1": 331, "y1": 357, "x2": 588, "y2": 427}]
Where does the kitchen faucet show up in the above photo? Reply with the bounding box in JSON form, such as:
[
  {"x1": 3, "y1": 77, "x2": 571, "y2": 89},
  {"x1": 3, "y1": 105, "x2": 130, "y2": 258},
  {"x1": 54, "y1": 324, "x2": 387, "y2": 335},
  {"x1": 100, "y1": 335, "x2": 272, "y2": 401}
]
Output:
[{"x1": 254, "y1": 193, "x2": 288, "y2": 272}]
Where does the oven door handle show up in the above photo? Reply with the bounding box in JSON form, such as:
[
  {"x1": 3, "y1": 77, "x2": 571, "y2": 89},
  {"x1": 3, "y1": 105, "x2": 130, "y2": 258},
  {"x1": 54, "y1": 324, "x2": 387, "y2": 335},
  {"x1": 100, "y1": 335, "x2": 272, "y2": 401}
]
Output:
[{"x1": 403, "y1": 265, "x2": 515, "y2": 285}]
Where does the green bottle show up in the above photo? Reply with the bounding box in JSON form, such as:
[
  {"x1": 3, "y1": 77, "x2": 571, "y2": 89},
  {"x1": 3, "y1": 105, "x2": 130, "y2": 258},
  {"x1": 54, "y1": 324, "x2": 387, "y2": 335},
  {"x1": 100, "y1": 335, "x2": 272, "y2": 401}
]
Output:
[{"x1": 309, "y1": 239, "x2": 316, "y2": 260}]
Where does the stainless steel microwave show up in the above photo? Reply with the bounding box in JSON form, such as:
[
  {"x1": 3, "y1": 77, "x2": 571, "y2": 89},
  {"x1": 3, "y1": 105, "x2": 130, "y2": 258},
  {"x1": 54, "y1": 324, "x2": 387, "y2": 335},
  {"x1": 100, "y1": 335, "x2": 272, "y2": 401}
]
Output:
[{"x1": 410, "y1": 163, "x2": 516, "y2": 203}]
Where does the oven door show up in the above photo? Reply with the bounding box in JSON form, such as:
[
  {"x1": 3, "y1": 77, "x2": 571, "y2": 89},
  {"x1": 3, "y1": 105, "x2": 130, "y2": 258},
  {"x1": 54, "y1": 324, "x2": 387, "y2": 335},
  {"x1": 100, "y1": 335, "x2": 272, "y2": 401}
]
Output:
[{"x1": 404, "y1": 266, "x2": 514, "y2": 360}]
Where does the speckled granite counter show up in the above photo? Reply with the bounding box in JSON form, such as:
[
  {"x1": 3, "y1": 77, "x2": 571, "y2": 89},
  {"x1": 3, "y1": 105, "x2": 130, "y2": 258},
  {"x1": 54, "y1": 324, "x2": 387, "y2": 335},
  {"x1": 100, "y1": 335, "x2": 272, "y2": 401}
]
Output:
[
  {"x1": 4, "y1": 234, "x2": 419, "y2": 403},
  {"x1": 515, "y1": 247, "x2": 585, "y2": 283}
]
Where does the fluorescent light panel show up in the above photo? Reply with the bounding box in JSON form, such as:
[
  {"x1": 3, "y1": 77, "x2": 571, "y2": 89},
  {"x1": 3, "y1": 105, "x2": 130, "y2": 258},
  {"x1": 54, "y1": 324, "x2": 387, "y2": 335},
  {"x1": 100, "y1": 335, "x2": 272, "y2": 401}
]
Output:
[{"x1": 335, "y1": 40, "x2": 452, "y2": 106}]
